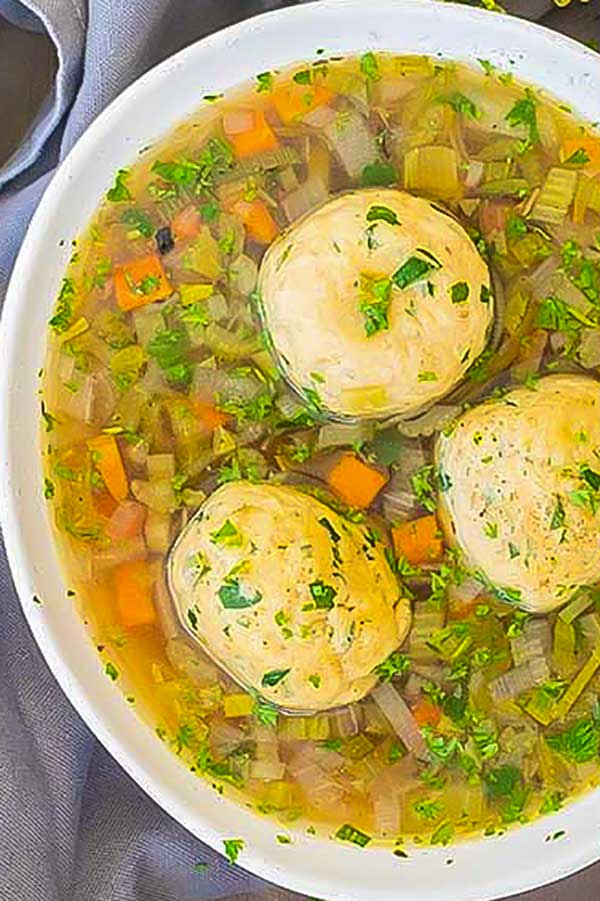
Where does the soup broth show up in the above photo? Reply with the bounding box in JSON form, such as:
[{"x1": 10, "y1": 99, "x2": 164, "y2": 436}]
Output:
[{"x1": 42, "y1": 52, "x2": 600, "y2": 851}]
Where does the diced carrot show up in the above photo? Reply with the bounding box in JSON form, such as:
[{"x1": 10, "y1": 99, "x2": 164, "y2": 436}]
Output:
[
  {"x1": 113, "y1": 559, "x2": 156, "y2": 629},
  {"x1": 171, "y1": 204, "x2": 202, "y2": 241},
  {"x1": 392, "y1": 515, "x2": 444, "y2": 566},
  {"x1": 561, "y1": 137, "x2": 600, "y2": 177},
  {"x1": 88, "y1": 434, "x2": 129, "y2": 502},
  {"x1": 191, "y1": 399, "x2": 229, "y2": 430},
  {"x1": 226, "y1": 110, "x2": 279, "y2": 158},
  {"x1": 273, "y1": 84, "x2": 333, "y2": 124},
  {"x1": 232, "y1": 199, "x2": 279, "y2": 244},
  {"x1": 411, "y1": 696, "x2": 442, "y2": 728},
  {"x1": 107, "y1": 500, "x2": 146, "y2": 542},
  {"x1": 327, "y1": 453, "x2": 388, "y2": 509},
  {"x1": 114, "y1": 254, "x2": 172, "y2": 311}
]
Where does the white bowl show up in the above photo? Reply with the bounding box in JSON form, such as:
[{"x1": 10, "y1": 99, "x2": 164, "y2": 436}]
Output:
[{"x1": 2, "y1": 2, "x2": 600, "y2": 898}]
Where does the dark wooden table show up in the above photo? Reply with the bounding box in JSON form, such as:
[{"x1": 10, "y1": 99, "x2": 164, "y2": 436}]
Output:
[{"x1": 2, "y1": 1, "x2": 600, "y2": 899}]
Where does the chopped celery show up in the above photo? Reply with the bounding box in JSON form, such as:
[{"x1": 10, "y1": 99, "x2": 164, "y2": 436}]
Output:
[
  {"x1": 553, "y1": 617, "x2": 577, "y2": 678},
  {"x1": 223, "y1": 693, "x2": 255, "y2": 718},
  {"x1": 510, "y1": 232, "x2": 552, "y2": 268},
  {"x1": 110, "y1": 345, "x2": 146, "y2": 390},
  {"x1": 204, "y1": 322, "x2": 260, "y2": 359},
  {"x1": 132, "y1": 307, "x2": 163, "y2": 347},
  {"x1": 532, "y1": 167, "x2": 578, "y2": 225},
  {"x1": 178, "y1": 283, "x2": 214, "y2": 305},
  {"x1": 403, "y1": 146, "x2": 460, "y2": 201},
  {"x1": 553, "y1": 650, "x2": 600, "y2": 721},
  {"x1": 147, "y1": 453, "x2": 176, "y2": 479},
  {"x1": 479, "y1": 178, "x2": 529, "y2": 198},
  {"x1": 343, "y1": 734, "x2": 375, "y2": 760},
  {"x1": 181, "y1": 229, "x2": 222, "y2": 280},
  {"x1": 558, "y1": 589, "x2": 596, "y2": 625},
  {"x1": 212, "y1": 426, "x2": 237, "y2": 456},
  {"x1": 57, "y1": 316, "x2": 89, "y2": 344}
]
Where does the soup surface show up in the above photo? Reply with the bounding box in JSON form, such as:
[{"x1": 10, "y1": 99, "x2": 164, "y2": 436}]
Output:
[{"x1": 42, "y1": 52, "x2": 600, "y2": 853}]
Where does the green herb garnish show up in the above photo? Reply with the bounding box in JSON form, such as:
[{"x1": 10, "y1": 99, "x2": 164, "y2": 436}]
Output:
[
  {"x1": 106, "y1": 169, "x2": 132, "y2": 202},
  {"x1": 451, "y1": 281, "x2": 470, "y2": 303},
  {"x1": 218, "y1": 579, "x2": 262, "y2": 610},
  {"x1": 261, "y1": 668, "x2": 290, "y2": 688}
]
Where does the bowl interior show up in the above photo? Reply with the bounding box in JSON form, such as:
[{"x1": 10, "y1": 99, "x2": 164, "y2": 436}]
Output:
[{"x1": 2, "y1": 2, "x2": 600, "y2": 899}]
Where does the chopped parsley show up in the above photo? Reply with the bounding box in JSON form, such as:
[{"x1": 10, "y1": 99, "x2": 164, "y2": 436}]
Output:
[
  {"x1": 121, "y1": 207, "x2": 153, "y2": 237},
  {"x1": 253, "y1": 698, "x2": 279, "y2": 727},
  {"x1": 308, "y1": 674, "x2": 321, "y2": 689},
  {"x1": 430, "y1": 822, "x2": 454, "y2": 846},
  {"x1": 223, "y1": 838, "x2": 244, "y2": 865},
  {"x1": 374, "y1": 651, "x2": 410, "y2": 682},
  {"x1": 210, "y1": 519, "x2": 243, "y2": 546},
  {"x1": 366, "y1": 205, "x2": 400, "y2": 226},
  {"x1": 104, "y1": 661, "x2": 119, "y2": 681},
  {"x1": 505, "y1": 89, "x2": 539, "y2": 149},
  {"x1": 308, "y1": 580, "x2": 337, "y2": 610},
  {"x1": 450, "y1": 281, "x2": 469, "y2": 303},
  {"x1": 358, "y1": 275, "x2": 392, "y2": 336},
  {"x1": 43, "y1": 477, "x2": 55, "y2": 500},
  {"x1": 360, "y1": 51, "x2": 380, "y2": 82},
  {"x1": 255, "y1": 71, "x2": 274, "y2": 92},
  {"x1": 336, "y1": 823, "x2": 372, "y2": 847},
  {"x1": 218, "y1": 579, "x2": 262, "y2": 610},
  {"x1": 261, "y1": 668, "x2": 290, "y2": 688},
  {"x1": 392, "y1": 253, "x2": 441, "y2": 290},
  {"x1": 147, "y1": 328, "x2": 192, "y2": 386},
  {"x1": 360, "y1": 161, "x2": 397, "y2": 187},
  {"x1": 49, "y1": 277, "x2": 76, "y2": 333},
  {"x1": 564, "y1": 147, "x2": 591, "y2": 166},
  {"x1": 546, "y1": 717, "x2": 600, "y2": 763},
  {"x1": 106, "y1": 168, "x2": 132, "y2": 202},
  {"x1": 439, "y1": 92, "x2": 480, "y2": 120},
  {"x1": 41, "y1": 402, "x2": 57, "y2": 432},
  {"x1": 550, "y1": 495, "x2": 566, "y2": 531}
]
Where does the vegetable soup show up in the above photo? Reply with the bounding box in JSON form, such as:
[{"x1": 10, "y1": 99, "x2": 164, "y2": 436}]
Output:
[{"x1": 41, "y1": 52, "x2": 600, "y2": 852}]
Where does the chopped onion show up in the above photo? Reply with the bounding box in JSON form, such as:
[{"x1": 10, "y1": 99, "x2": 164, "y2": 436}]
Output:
[
  {"x1": 332, "y1": 704, "x2": 363, "y2": 738},
  {"x1": 56, "y1": 374, "x2": 95, "y2": 423},
  {"x1": 210, "y1": 720, "x2": 246, "y2": 758},
  {"x1": 166, "y1": 636, "x2": 218, "y2": 686},
  {"x1": 282, "y1": 174, "x2": 329, "y2": 222},
  {"x1": 106, "y1": 500, "x2": 146, "y2": 542},
  {"x1": 92, "y1": 538, "x2": 147, "y2": 574},
  {"x1": 317, "y1": 420, "x2": 374, "y2": 450},
  {"x1": 144, "y1": 509, "x2": 172, "y2": 554},
  {"x1": 305, "y1": 104, "x2": 378, "y2": 180},
  {"x1": 489, "y1": 657, "x2": 550, "y2": 703},
  {"x1": 447, "y1": 575, "x2": 482, "y2": 608},
  {"x1": 230, "y1": 254, "x2": 258, "y2": 296},
  {"x1": 288, "y1": 753, "x2": 344, "y2": 807},
  {"x1": 250, "y1": 757, "x2": 286, "y2": 782},
  {"x1": 464, "y1": 159, "x2": 485, "y2": 192},
  {"x1": 371, "y1": 682, "x2": 429, "y2": 760},
  {"x1": 373, "y1": 792, "x2": 401, "y2": 836}
]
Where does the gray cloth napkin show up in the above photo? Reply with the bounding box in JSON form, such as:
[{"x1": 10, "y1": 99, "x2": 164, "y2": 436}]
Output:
[{"x1": 1, "y1": 2, "x2": 600, "y2": 900}]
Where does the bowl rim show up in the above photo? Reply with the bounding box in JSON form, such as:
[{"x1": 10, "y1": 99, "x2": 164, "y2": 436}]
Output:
[{"x1": 2, "y1": 2, "x2": 600, "y2": 899}]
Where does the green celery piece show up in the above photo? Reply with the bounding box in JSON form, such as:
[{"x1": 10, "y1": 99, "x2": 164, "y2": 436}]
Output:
[
  {"x1": 553, "y1": 649, "x2": 600, "y2": 721},
  {"x1": 558, "y1": 589, "x2": 596, "y2": 625}
]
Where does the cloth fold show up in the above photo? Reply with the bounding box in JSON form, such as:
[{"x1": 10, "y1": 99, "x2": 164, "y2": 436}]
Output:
[{"x1": 1, "y1": 1, "x2": 600, "y2": 900}]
